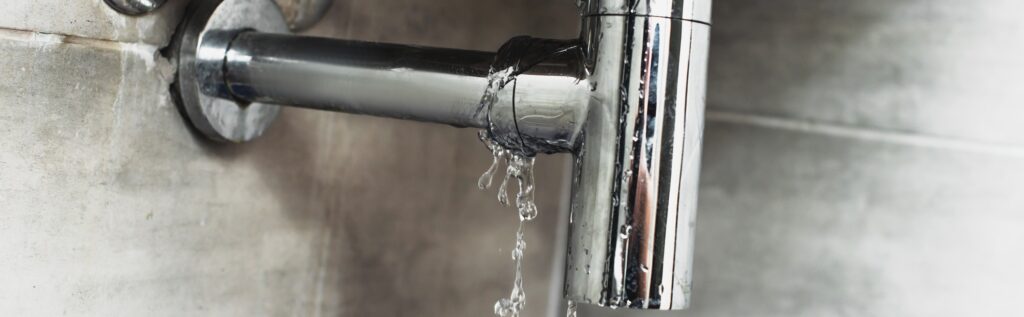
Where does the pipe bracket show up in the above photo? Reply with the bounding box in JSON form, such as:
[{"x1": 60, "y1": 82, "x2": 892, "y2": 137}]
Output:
[{"x1": 171, "y1": 0, "x2": 289, "y2": 143}]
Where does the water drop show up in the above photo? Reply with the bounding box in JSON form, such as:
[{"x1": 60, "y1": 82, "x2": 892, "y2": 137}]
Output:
[
  {"x1": 566, "y1": 300, "x2": 577, "y2": 317},
  {"x1": 619, "y1": 224, "x2": 632, "y2": 239},
  {"x1": 494, "y1": 223, "x2": 528, "y2": 317},
  {"x1": 478, "y1": 131, "x2": 507, "y2": 189},
  {"x1": 610, "y1": 295, "x2": 622, "y2": 308},
  {"x1": 497, "y1": 170, "x2": 512, "y2": 206}
]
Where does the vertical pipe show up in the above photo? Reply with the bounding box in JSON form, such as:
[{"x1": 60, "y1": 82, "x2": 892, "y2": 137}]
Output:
[{"x1": 563, "y1": 10, "x2": 710, "y2": 310}]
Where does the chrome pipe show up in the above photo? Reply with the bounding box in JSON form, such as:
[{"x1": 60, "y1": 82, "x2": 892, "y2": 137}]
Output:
[
  {"x1": 484, "y1": 37, "x2": 591, "y2": 155},
  {"x1": 208, "y1": 31, "x2": 591, "y2": 151},
  {"x1": 221, "y1": 32, "x2": 496, "y2": 129},
  {"x1": 563, "y1": 13, "x2": 710, "y2": 310},
  {"x1": 172, "y1": 0, "x2": 710, "y2": 311},
  {"x1": 582, "y1": 0, "x2": 713, "y2": 23}
]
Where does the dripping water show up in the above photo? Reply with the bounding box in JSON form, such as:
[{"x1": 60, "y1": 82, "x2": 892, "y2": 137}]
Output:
[
  {"x1": 494, "y1": 221, "x2": 528, "y2": 317},
  {"x1": 566, "y1": 300, "x2": 578, "y2": 317},
  {"x1": 477, "y1": 36, "x2": 584, "y2": 317},
  {"x1": 480, "y1": 130, "x2": 538, "y2": 317},
  {"x1": 478, "y1": 131, "x2": 538, "y2": 221}
]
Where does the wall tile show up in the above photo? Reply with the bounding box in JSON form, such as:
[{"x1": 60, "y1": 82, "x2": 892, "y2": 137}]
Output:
[
  {"x1": 708, "y1": 0, "x2": 1024, "y2": 146},
  {"x1": 0, "y1": 1, "x2": 188, "y2": 46},
  {"x1": 581, "y1": 121, "x2": 1024, "y2": 317}
]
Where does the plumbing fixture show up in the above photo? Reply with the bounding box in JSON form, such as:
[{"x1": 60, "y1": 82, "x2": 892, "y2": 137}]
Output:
[
  {"x1": 171, "y1": 0, "x2": 710, "y2": 310},
  {"x1": 104, "y1": 0, "x2": 167, "y2": 16}
]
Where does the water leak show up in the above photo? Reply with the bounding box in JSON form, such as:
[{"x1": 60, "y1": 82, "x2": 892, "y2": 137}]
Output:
[
  {"x1": 477, "y1": 36, "x2": 584, "y2": 317},
  {"x1": 480, "y1": 131, "x2": 538, "y2": 317},
  {"x1": 478, "y1": 131, "x2": 538, "y2": 221},
  {"x1": 566, "y1": 300, "x2": 578, "y2": 317},
  {"x1": 478, "y1": 130, "x2": 509, "y2": 190},
  {"x1": 494, "y1": 222, "x2": 528, "y2": 317}
]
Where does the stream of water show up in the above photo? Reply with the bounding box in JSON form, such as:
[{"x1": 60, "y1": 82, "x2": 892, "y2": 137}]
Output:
[
  {"x1": 476, "y1": 35, "x2": 585, "y2": 317},
  {"x1": 479, "y1": 130, "x2": 537, "y2": 317}
]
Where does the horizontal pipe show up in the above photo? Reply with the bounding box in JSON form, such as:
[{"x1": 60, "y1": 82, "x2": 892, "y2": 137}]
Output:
[{"x1": 223, "y1": 32, "x2": 495, "y2": 128}]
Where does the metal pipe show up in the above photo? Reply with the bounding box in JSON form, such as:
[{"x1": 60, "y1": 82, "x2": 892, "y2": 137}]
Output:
[
  {"x1": 582, "y1": 0, "x2": 713, "y2": 22},
  {"x1": 562, "y1": 0, "x2": 712, "y2": 310},
  {"x1": 223, "y1": 32, "x2": 496, "y2": 129}
]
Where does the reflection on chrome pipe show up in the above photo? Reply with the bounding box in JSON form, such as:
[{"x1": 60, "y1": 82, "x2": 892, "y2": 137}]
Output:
[
  {"x1": 582, "y1": 0, "x2": 713, "y2": 23},
  {"x1": 222, "y1": 33, "x2": 496, "y2": 128},
  {"x1": 563, "y1": 13, "x2": 710, "y2": 310},
  {"x1": 485, "y1": 37, "x2": 591, "y2": 155},
  {"x1": 214, "y1": 32, "x2": 593, "y2": 150}
]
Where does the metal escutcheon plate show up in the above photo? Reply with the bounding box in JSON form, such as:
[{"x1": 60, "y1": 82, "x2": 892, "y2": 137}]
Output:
[
  {"x1": 173, "y1": 0, "x2": 289, "y2": 143},
  {"x1": 104, "y1": 0, "x2": 167, "y2": 16}
]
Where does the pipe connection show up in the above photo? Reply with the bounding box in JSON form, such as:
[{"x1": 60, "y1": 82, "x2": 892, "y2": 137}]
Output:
[{"x1": 171, "y1": 0, "x2": 710, "y2": 310}]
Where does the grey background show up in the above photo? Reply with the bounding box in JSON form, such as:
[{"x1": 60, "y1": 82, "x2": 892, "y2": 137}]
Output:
[{"x1": 3, "y1": 0, "x2": 1024, "y2": 316}]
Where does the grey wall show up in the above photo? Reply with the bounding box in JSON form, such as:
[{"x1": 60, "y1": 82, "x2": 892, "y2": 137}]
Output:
[
  {"x1": 582, "y1": 0, "x2": 1024, "y2": 316},
  {"x1": 6, "y1": 0, "x2": 1024, "y2": 316},
  {"x1": 0, "y1": 1, "x2": 578, "y2": 316}
]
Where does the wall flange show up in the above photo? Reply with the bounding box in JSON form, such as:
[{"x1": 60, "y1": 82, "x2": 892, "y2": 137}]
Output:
[{"x1": 171, "y1": 0, "x2": 289, "y2": 143}]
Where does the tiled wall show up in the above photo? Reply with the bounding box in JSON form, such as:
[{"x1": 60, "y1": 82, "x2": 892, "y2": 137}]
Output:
[
  {"x1": 0, "y1": 1, "x2": 578, "y2": 316},
  {"x1": 6, "y1": 0, "x2": 1023, "y2": 316},
  {"x1": 582, "y1": 0, "x2": 1024, "y2": 316}
]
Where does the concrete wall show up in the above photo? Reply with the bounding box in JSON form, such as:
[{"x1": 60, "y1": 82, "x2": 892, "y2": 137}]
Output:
[
  {"x1": 582, "y1": 0, "x2": 1024, "y2": 316},
  {"x1": 0, "y1": 1, "x2": 578, "y2": 316}
]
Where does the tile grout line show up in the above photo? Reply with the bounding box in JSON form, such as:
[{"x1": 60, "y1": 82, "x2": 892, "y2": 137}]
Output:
[
  {"x1": 706, "y1": 110, "x2": 1024, "y2": 158},
  {"x1": 0, "y1": 26, "x2": 161, "y2": 54}
]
